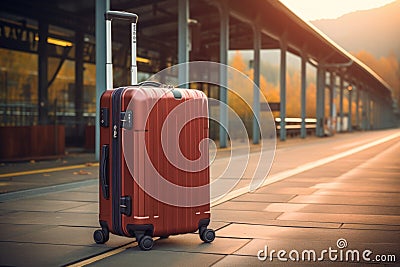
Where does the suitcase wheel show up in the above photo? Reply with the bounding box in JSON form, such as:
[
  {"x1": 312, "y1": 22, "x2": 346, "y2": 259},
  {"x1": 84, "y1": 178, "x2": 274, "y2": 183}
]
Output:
[
  {"x1": 199, "y1": 228, "x2": 215, "y2": 243},
  {"x1": 138, "y1": 235, "x2": 154, "y2": 251},
  {"x1": 93, "y1": 229, "x2": 109, "y2": 244}
]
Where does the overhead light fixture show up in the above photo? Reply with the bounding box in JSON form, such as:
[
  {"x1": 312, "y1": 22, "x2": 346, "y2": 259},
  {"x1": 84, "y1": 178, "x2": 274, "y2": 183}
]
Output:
[
  {"x1": 308, "y1": 58, "x2": 318, "y2": 67},
  {"x1": 137, "y1": 57, "x2": 151, "y2": 64},
  {"x1": 347, "y1": 85, "x2": 353, "y2": 91},
  {"x1": 47, "y1": 37, "x2": 73, "y2": 47},
  {"x1": 35, "y1": 36, "x2": 73, "y2": 47}
]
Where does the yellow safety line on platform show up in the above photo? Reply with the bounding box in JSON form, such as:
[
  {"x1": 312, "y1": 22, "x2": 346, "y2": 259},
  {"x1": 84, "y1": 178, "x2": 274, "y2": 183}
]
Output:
[
  {"x1": 0, "y1": 163, "x2": 99, "y2": 178},
  {"x1": 68, "y1": 242, "x2": 137, "y2": 267}
]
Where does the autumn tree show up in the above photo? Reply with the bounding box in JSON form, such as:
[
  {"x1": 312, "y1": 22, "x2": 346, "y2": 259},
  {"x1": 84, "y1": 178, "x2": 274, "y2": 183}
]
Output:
[
  {"x1": 228, "y1": 51, "x2": 317, "y2": 119},
  {"x1": 352, "y1": 50, "x2": 400, "y2": 109}
]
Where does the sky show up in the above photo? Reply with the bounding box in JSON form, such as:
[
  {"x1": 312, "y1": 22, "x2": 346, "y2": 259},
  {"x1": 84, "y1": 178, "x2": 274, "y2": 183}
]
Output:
[{"x1": 279, "y1": 0, "x2": 396, "y2": 21}]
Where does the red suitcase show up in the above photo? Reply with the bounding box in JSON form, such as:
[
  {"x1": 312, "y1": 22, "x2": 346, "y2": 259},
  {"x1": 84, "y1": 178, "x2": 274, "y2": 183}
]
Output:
[{"x1": 93, "y1": 11, "x2": 215, "y2": 251}]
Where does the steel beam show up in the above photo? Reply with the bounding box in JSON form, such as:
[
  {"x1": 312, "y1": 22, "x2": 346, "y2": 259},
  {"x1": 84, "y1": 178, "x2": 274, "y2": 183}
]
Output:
[
  {"x1": 361, "y1": 90, "x2": 367, "y2": 130},
  {"x1": 316, "y1": 66, "x2": 325, "y2": 137},
  {"x1": 339, "y1": 75, "x2": 344, "y2": 132},
  {"x1": 379, "y1": 101, "x2": 383, "y2": 129},
  {"x1": 329, "y1": 72, "x2": 335, "y2": 120},
  {"x1": 279, "y1": 38, "x2": 287, "y2": 141},
  {"x1": 366, "y1": 91, "x2": 371, "y2": 130},
  {"x1": 75, "y1": 30, "x2": 84, "y2": 143},
  {"x1": 383, "y1": 102, "x2": 389, "y2": 128},
  {"x1": 382, "y1": 102, "x2": 387, "y2": 128},
  {"x1": 348, "y1": 86, "x2": 353, "y2": 132},
  {"x1": 372, "y1": 99, "x2": 377, "y2": 129},
  {"x1": 95, "y1": 0, "x2": 110, "y2": 160},
  {"x1": 355, "y1": 86, "x2": 360, "y2": 129},
  {"x1": 252, "y1": 25, "x2": 261, "y2": 144},
  {"x1": 219, "y1": 2, "x2": 229, "y2": 148},
  {"x1": 300, "y1": 55, "x2": 307, "y2": 138},
  {"x1": 378, "y1": 100, "x2": 382, "y2": 129},
  {"x1": 375, "y1": 100, "x2": 380, "y2": 129},
  {"x1": 178, "y1": 0, "x2": 189, "y2": 87},
  {"x1": 384, "y1": 104, "x2": 390, "y2": 128},
  {"x1": 329, "y1": 72, "x2": 336, "y2": 133},
  {"x1": 48, "y1": 47, "x2": 72, "y2": 88},
  {"x1": 38, "y1": 20, "x2": 49, "y2": 125}
]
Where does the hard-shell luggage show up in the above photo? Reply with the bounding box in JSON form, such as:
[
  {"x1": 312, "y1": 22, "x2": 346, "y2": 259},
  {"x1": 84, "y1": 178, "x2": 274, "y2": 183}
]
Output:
[{"x1": 93, "y1": 10, "x2": 215, "y2": 251}]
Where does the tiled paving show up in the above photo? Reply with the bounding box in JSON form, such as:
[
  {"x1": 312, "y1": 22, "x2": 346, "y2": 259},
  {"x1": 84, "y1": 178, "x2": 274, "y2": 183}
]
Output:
[{"x1": 0, "y1": 129, "x2": 399, "y2": 266}]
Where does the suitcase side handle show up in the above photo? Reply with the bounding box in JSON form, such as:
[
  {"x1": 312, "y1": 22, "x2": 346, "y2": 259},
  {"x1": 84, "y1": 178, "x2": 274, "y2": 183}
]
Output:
[
  {"x1": 100, "y1": 145, "x2": 110, "y2": 199},
  {"x1": 105, "y1": 10, "x2": 139, "y2": 89}
]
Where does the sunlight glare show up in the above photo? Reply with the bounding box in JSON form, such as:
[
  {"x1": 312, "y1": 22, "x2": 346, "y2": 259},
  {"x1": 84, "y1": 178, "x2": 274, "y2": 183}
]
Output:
[{"x1": 279, "y1": 0, "x2": 396, "y2": 21}]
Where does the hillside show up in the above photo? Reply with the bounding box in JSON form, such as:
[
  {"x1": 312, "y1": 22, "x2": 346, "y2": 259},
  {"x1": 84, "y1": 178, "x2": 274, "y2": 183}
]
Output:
[{"x1": 311, "y1": 0, "x2": 400, "y2": 60}]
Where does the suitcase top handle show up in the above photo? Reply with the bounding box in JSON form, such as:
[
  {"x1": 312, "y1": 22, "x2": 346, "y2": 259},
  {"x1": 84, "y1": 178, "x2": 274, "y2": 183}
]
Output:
[
  {"x1": 105, "y1": 11, "x2": 138, "y2": 23},
  {"x1": 137, "y1": 81, "x2": 163, "y2": 87}
]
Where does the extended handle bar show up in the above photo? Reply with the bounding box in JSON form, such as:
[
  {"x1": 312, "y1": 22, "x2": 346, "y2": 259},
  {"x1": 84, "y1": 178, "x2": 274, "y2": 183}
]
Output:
[{"x1": 105, "y1": 10, "x2": 138, "y2": 23}]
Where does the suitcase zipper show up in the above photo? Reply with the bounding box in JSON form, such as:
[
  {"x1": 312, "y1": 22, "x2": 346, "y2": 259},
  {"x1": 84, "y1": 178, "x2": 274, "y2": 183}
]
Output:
[
  {"x1": 111, "y1": 87, "x2": 125, "y2": 235},
  {"x1": 113, "y1": 125, "x2": 118, "y2": 139}
]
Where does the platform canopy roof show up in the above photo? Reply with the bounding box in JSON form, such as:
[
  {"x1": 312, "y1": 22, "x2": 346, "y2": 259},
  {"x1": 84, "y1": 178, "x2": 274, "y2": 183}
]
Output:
[{"x1": 0, "y1": 0, "x2": 394, "y2": 102}]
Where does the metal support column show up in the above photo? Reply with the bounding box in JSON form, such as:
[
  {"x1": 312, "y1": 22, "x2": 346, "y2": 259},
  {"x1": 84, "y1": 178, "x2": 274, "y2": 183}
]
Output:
[
  {"x1": 372, "y1": 97, "x2": 376, "y2": 129},
  {"x1": 375, "y1": 100, "x2": 379, "y2": 129},
  {"x1": 379, "y1": 101, "x2": 383, "y2": 129},
  {"x1": 300, "y1": 55, "x2": 307, "y2": 138},
  {"x1": 95, "y1": 0, "x2": 110, "y2": 160},
  {"x1": 38, "y1": 20, "x2": 49, "y2": 125},
  {"x1": 369, "y1": 94, "x2": 373, "y2": 130},
  {"x1": 348, "y1": 87, "x2": 353, "y2": 132},
  {"x1": 381, "y1": 103, "x2": 386, "y2": 128},
  {"x1": 385, "y1": 103, "x2": 391, "y2": 128},
  {"x1": 329, "y1": 73, "x2": 335, "y2": 119},
  {"x1": 279, "y1": 39, "x2": 287, "y2": 141},
  {"x1": 378, "y1": 100, "x2": 382, "y2": 129},
  {"x1": 383, "y1": 102, "x2": 389, "y2": 128},
  {"x1": 159, "y1": 50, "x2": 168, "y2": 84},
  {"x1": 366, "y1": 92, "x2": 371, "y2": 130},
  {"x1": 339, "y1": 75, "x2": 344, "y2": 132},
  {"x1": 375, "y1": 100, "x2": 378, "y2": 129},
  {"x1": 218, "y1": 2, "x2": 229, "y2": 148},
  {"x1": 329, "y1": 72, "x2": 336, "y2": 132},
  {"x1": 355, "y1": 86, "x2": 360, "y2": 129},
  {"x1": 252, "y1": 25, "x2": 261, "y2": 144},
  {"x1": 75, "y1": 30, "x2": 84, "y2": 144},
  {"x1": 386, "y1": 103, "x2": 390, "y2": 128},
  {"x1": 379, "y1": 101, "x2": 385, "y2": 129},
  {"x1": 316, "y1": 66, "x2": 325, "y2": 137},
  {"x1": 372, "y1": 99, "x2": 376, "y2": 129},
  {"x1": 178, "y1": 0, "x2": 189, "y2": 87},
  {"x1": 361, "y1": 90, "x2": 366, "y2": 130}
]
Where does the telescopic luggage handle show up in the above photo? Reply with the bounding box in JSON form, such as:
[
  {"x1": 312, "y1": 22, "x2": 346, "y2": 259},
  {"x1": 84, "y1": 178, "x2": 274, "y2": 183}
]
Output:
[
  {"x1": 105, "y1": 11, "x2": 138, "y2": 22},
  {"x1": 105, "y1": 10, "x2": 139, "y2": 89}
]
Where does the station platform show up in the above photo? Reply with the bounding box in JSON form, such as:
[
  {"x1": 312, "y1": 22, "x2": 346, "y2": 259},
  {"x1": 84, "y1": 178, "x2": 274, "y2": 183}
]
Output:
[{"x1": 0, "y1": 129, "x2": 399, "y2": 266}]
